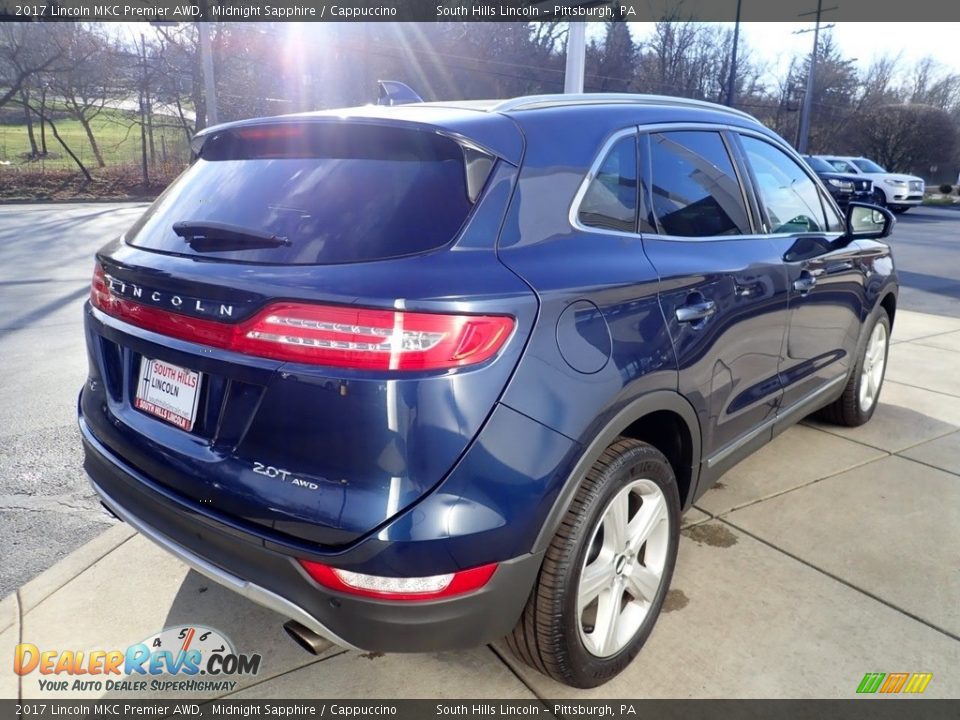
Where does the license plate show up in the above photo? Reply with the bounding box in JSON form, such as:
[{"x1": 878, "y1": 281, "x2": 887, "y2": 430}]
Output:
[{"x1": 134, "y1": 357, "x2": 202, "y2": 431}]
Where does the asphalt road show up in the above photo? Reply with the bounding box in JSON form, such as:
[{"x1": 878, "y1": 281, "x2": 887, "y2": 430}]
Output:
[
  {"x1": 0, "y1": 202, "x2": 957, "y2": 598},
  {"x1": 885, "y1": 206, "x2": 960, "y2": 317}
]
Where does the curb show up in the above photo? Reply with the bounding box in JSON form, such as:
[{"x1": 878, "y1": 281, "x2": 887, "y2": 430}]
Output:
[
  {"x1": 0, "y1": 591, "x2": 17, "y2": 636},
  {"x1": 0, "y1": 198, "x2": 156, "y2": 205},
  {"x1": 13, "y1": 523, "x2": 136, "y2": 617}
]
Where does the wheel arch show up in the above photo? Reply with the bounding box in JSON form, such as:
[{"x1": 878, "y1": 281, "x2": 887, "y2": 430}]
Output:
[
  {"x1": 880, "y1": 290, "x2": 897, "y2": 327},
  {"x1": 532, "y1": 390, "x2": 702, "y2": 555}
]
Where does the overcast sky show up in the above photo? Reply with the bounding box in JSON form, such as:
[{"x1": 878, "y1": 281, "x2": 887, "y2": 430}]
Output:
[
  {"x1": 117, "y1": 21, "x2": 960, "y2": 88},
  {"x1": 626, "y1": 22, "x2": 960, "y2": 82}
]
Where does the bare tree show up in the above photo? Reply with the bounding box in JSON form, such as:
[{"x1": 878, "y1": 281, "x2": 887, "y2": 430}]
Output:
[
  {"x1": 907, "y1": 57, "x2": 960, "y2": 111},
  {"x1": 46, "y1": 24, "x2": 119, "y2": 168},
  {"x1": 0, "y1": 23, "x2": 65, "y2": 110},
  {"x1": 20, "y1": 93, "x2": 93, "y2": 181},
  {"x1": 853, "y1": 103, "x2": 958, "y2": 174},
  {"x1": 153, "y1": 24, "x2": 210, "y2": 131}
]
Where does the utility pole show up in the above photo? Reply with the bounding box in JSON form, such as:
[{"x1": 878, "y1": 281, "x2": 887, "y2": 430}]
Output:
[
  {"x1": 141, "y1": 34, "x2": 155, "y2": 166},
  {"x1": 198, "y1": 21, "x2": 218, "y2": 126},
  {"x1": 725, "y1": 0, "x2": 742, "y2": 107},
  {"x1": 795, "y1": 1, "x2": 837, "y2": 153},
  {"x1": 139, "y1": 32, "x2": 149, "y2": 185},
  {"x1": 564, "y1": 22, "x2": 586, "y2": 94}
]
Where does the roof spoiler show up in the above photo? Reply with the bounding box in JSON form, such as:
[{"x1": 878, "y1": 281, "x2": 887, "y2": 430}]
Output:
[{"x1": 376, "y1": 80, "x2": 423, "y2": 106}]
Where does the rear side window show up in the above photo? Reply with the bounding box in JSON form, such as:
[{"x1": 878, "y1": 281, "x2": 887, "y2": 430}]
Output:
[
  {"x1": 126, "y1": 124, "x2": 485, "y2": 265},
  {"x1": 826, "y1": 158, "x2": 858, "y2": 174},
  {"x1": 578, "y1": 134, "x2": 638, "y2": 233},
  {"x1": 853, "y1": 158, "x2": 886, "y2": 173},
  {"x1": 739, "y1": 135, "x2": 827, "y2": 234},
  {"x1": 648, "y1": 131, "x2": 750, "y2": 237}
]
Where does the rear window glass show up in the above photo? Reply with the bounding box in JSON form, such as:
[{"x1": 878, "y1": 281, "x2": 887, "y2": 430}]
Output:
[
  {"x1": 852, "y1": 158, "x2": 887, "y2": 173},
  {"x1": 578, "y1": 134, "x2": 638, "y2": 233},
  {"x1": 126, "y1": 124, "x2": 479, "y2": 265}
]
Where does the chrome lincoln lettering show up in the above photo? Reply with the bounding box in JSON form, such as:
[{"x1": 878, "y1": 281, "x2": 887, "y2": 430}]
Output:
[{"x1": 101, "y1": 272, "x2": 236, "y2": 320}]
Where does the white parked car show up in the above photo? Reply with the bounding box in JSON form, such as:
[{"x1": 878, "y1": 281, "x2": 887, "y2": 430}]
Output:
[{"x1": 818, "y1": 156, "x2": 924, "y2": 213}]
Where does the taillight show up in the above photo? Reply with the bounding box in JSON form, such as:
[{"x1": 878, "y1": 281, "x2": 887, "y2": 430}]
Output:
[
  {"x1": 90, "y1": 263, "x2": 112, "y2": 310},
  {"x1": 297, "y1": 560, "x2": 498, "y2": 601},
  {"x1": 89, "y1": 263, "x2": 513, "y2": 370}
]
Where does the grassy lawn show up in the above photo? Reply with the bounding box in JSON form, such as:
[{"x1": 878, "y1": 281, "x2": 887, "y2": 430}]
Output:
[{"x1": 0, "y1": 109, "x2": 191, "y2": 171}]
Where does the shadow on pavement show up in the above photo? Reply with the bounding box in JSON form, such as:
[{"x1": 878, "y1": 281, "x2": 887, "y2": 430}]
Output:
[
  {"x1": 1, "y1": 286, "x2": 90, "y2": 332},
  {"x1": 895, "y1": 270, "x2": 960, "y2": 302}
]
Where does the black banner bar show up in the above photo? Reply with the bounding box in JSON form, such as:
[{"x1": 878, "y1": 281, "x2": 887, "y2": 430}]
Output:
[
  {"x1": 2, "y1": 700, "x2": 960, "y2": 720},
  {"x1": 3, "y1": 0, "x2": 960, "y2": 22}
]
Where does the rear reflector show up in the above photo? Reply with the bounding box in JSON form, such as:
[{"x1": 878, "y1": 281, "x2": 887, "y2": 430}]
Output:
[
  {"x1": 90, "y1": 263, "x2": 513, "y2": 371},
  {"x1": 298, "y1": 560, "x2": 498, "y2": 601}
]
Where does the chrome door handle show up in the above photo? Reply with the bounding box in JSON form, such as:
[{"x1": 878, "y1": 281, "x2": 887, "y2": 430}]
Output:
[
  {"x1": 826, "y1": 261, "x2": 855, "y2": 274},
  {"x1": 676, "y1": 300, "x2": 717, "y2": 323},
  {"x1": 793, "y1": 273, "x2": 817, "y2": 293}
]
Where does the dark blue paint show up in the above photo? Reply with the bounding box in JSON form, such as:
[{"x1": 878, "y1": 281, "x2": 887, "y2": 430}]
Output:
[{"x1": 79, "y1": 99, "x2": 897, "y2": 588}]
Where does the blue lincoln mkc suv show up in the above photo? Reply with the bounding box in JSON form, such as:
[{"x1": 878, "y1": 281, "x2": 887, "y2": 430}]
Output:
[{"x1": 80, "y1": 94, "x2": 898, "y2": 687}]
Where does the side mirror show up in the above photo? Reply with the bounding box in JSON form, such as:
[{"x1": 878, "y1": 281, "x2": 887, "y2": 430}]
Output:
[{"x1": 845, "y1": 202, "x2": 895, "y2": 240}]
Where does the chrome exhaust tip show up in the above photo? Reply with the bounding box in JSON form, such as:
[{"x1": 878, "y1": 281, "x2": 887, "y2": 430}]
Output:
[{"x1": 283, "y1": 620, "x2": 330, "y2": 656}]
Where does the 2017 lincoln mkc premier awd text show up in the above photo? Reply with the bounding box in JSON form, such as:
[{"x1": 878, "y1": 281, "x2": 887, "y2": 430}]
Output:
[{"x1": 79, "y1": 94, "x2": 897, "y2": 688}]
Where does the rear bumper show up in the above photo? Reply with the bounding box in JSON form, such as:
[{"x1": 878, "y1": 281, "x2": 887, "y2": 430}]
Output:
[{"x1": 80, "y1": 414, "x2": 543, "y2": 653}]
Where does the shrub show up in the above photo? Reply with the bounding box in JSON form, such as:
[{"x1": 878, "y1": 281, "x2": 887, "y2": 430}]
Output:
[{"x1": 939, "y1": 183, "x2": 954, "y2": 194}]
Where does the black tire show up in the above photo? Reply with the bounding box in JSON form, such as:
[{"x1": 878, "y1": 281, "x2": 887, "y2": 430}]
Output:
[
  {"x1": 872, "y1": 189, "x2": 887, "y2": 208},
  {"x1": 817, "y1": 311, "x2": 891, "y2": 427},
  {"x1": 506, "y1": 438, "x2": 680, "y2": 688}
]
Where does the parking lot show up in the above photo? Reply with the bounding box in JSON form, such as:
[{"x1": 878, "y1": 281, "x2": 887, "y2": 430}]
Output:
[{"x1": 1, "y1": 202, "x2": 959, "y2": 699}]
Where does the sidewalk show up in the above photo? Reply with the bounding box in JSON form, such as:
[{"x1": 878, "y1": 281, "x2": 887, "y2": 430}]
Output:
[{"x1": 4, "y1": 309, "x2": 959, "y2": 700}]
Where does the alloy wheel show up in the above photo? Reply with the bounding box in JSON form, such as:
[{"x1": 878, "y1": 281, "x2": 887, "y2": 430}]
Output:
[
  {"x1": 858, "y1": 321, "x2": 888, "y2": 412},
  {"x1": 576, "y1": 479, "x2": 670, "y2": 658}
]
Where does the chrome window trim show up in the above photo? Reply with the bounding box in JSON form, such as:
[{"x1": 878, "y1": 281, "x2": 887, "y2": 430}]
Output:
[
  {"x1": 568, "y1": 126, "x2": 641, "y2": 239},
  {"x1": 568, "y1": 121, "x2": 847, "y2": 244},
  {"x1": 634, "y1": 122, "x2": 756, "y2": 242}
]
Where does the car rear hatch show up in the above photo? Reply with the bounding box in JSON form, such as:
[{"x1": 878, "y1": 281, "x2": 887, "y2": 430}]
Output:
[{"x1": 80, "y1": 115, "x2": 535, "y2": 548}]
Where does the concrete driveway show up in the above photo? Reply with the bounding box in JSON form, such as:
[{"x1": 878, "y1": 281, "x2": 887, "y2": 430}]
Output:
[{"x1": 2, "y1": 204, "x2": 959, "y2": 699}]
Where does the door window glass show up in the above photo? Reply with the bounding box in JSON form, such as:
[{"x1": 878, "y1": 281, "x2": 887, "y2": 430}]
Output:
[
  {"x1": 740, "y1": 135, "x2": 827, "y2": 234},
  {"x1": 648, "y1": 131, "x2": 750, "y2": 237}
]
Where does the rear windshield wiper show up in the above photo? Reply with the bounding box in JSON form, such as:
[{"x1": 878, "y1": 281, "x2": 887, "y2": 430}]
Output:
[{"x1": 172, "y1": 221, "x2": 291, "y2": 252}]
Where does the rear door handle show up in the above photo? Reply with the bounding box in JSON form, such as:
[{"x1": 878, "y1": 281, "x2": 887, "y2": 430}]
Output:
[
  {"x1": 676, "y1": 300, "x2": 717, "y2": 323},
  {"x1": 793, "y1": 273, "x2": 817, "y2": 294}
]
